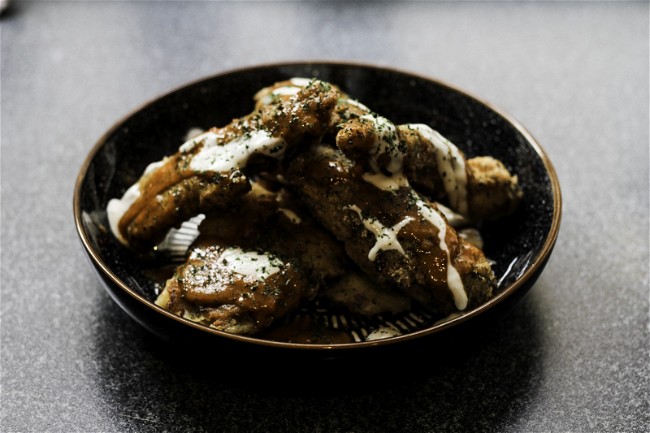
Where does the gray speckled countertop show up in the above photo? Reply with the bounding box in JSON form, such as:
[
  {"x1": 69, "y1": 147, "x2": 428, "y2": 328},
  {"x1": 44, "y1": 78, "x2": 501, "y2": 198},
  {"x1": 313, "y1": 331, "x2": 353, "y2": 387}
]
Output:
[{"x1": 1, "y1": 1, "x2": 648, "y2": 432}]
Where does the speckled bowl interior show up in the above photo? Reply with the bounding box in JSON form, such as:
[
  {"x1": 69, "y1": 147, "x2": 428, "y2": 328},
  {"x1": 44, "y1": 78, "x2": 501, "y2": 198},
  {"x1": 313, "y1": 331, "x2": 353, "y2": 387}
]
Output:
[{"x1": 74, "y1": 62, "x2": 561, "y2": 351}]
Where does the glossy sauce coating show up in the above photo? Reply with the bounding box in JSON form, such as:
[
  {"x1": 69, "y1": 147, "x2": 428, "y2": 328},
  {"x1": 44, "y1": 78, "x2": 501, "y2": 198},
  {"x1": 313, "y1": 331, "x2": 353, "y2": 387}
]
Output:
[
  {"x1": 284, "y1": 145, "x2": 491, "y2": 315},
  {"x1": 160, "y1": 242, "x2": 310, "y2": 334}
]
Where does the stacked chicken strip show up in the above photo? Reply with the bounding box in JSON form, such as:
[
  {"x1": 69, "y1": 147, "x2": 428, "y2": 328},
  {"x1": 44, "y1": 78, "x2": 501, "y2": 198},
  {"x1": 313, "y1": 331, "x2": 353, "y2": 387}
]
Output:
[{"x1": 107, "y1": 78, "x2": 523, "y2": 336}]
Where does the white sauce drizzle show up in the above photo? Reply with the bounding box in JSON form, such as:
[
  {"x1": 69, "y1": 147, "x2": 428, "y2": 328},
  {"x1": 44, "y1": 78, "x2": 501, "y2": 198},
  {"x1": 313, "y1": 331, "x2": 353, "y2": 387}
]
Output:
[
  {"x1": 347, "y1": 205, "x2": 413, "y2": 261},
  {"x1": 179, "y1": 130, "x2": 219, "y2": 153},
  {"x1": 362, "y1": 171, "x2": 410, "y2": 192},
  {"x1": 188, "y1": 130, "x2": 286, "y2": 173},
  {"x1": 271, "y1": 86, "x2": 301, "y2": 97},
  {"x1": 360, "y1": 114, "x2": 404, "y2": 174},
  {"x1": 289, "y1": 77, "x2": 312, "y2": 87},
  {"x1": 256, "y1": 86, "x2": 300, "y2": 105},
  {"x1": 407, "y1": 124, "x2": 469, "y2": 216},
  {"x1": 256, "y1": 78, "x2": 315, "y2": 105},
  {"x1": 414, "y1": 197, "x2": 468, "y2": 310},
  {"x1": 106, "y1": 159, "x2": 166, "y2": 243},
  {"x1": 189, "y1": 246, "x2": 283, "y2": 287},
  {"x1": 108, "y1": 128, "x2": 284, "y2": 242}
]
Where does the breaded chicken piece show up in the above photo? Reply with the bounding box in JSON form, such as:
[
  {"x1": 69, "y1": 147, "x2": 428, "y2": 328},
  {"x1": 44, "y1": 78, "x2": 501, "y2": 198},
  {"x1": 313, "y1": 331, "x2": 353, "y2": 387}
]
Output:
[
  {"x1": 398, "y1": 125, "x2": 523, "y2": 219},
  {"x1": 335, "y1": 117, "x2": 522, "y2": 220},
  {"x1": 155, "y1": 242, "x2": 312, "y2": 335},
  {"x1": 108, "y1": 80, "x2": 339, "y2": 250},
  {"x1": 284, "y1": 145, "x2": 496, "y2": 316},
  {"x1": 254, "y1": 77, "x2": 372, "y2": 135},
  {"x1": 466, "y1": 156, "x2": 523, "y2": 220}
]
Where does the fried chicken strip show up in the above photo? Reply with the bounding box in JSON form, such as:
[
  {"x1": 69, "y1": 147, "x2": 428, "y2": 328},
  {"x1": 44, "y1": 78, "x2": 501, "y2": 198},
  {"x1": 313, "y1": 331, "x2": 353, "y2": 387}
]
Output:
[
  {"x1": 336, "y1": 117, "x2": 522, "y2": 220},
  {"x1": 107, "y1": 79, "x2": 339, "y2": 250},
  {"x1": 155, "y1": 242, "x2": 312, "y2": 335},
  {"x1": 284, "y1": 145, "x2": 496, "y2": 316}
]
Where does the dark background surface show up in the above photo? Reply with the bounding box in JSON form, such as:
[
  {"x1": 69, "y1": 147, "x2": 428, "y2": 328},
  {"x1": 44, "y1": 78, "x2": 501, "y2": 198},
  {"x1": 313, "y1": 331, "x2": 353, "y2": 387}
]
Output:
[{"x1": 1, "y1": 1, "x2": 648, "y2": 432}]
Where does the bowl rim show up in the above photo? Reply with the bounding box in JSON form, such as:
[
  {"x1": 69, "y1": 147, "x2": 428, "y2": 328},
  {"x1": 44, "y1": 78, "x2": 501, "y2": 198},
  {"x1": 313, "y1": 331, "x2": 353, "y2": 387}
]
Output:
[{"x1": 73, "y1": 60, "x2": 562, "y2": 351}]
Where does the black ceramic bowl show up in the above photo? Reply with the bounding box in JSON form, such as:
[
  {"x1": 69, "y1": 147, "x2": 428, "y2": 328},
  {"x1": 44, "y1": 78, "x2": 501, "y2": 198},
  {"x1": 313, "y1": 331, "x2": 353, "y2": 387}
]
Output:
[{"x1": 74, "y1": 62, "x2": 561, "y2": 355}]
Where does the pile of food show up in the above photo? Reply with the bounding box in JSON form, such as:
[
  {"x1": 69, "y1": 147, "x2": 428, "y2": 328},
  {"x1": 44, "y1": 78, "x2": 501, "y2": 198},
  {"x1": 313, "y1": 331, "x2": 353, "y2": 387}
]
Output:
[{"x1": 107, "y1": 78, "x2": 523, "y2": 342}]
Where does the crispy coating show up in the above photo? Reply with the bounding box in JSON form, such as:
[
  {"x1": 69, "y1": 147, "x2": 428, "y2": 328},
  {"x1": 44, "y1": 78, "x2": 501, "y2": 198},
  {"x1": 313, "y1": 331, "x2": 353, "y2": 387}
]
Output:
[
  {"x1": 284, "y1": 145, "x2": 496, "y2": 316},
  {"x1": 396, "y1": 124, "x2": 447, "y2": 198},
  {"x1": 335, "y1": 116, "x2": 382, "y2": 168},
  {"x1": 118, "y1": 167, "x2": 250, "y2": 250},
  {"x1": 466, "y1": 156, "x2": 523, "y2": 220},
  {"x1": 398, "y1": 125, "x2": 523, "y2": 219}
]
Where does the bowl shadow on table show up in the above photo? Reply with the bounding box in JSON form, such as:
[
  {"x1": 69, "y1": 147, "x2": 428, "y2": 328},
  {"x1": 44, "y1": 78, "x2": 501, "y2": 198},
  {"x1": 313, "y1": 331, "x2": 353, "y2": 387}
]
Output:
[{"x1": 91, "y1": 281, "x2": 547, "y2": 432}]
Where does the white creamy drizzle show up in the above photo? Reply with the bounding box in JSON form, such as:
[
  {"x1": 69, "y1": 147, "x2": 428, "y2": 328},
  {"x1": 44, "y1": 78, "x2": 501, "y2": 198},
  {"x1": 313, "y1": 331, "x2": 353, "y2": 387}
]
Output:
[
  {"x1": 188, "y1": 129, "x2": 286, "y2": 173},
  {"x1": 289, "y1": 77, "x2": 312, "y2": 87},
  {"x1": 347, "y1": 205, "x2": 413, "y2": 261},
  {"x1": 106, "y1": 159, "x2": 166, "y2": 243},
  {"x1": 257, "y1": 86, "x2": 300, "y2": 105},
  {"x1": 414, "y1": 197, "x2": 468, "y2": 310},
  {"x1": 179, "y1": 130, "x2": 220, "y2": 153},
  {"x1": 256, "y1": 78, "x2": 313, "y2": 105},
  {"x1": 360, "y1": 114, "x2": 404, "y2": 174},
  {"x1": 272, "y1": 86, "x2": 301, "y2": 97},
  {"x1": 190, "y1": 246, "x2": 283, "y2": 285},
  {"x1": 362, "y1": 171, "x2": 410, "y2": 192},
  {"x1": 108, "y1": 128, "x2": 284, "y2": 242},
  {"x1": 407, "y1": 124, "x2": 469, "y2": 216}
]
